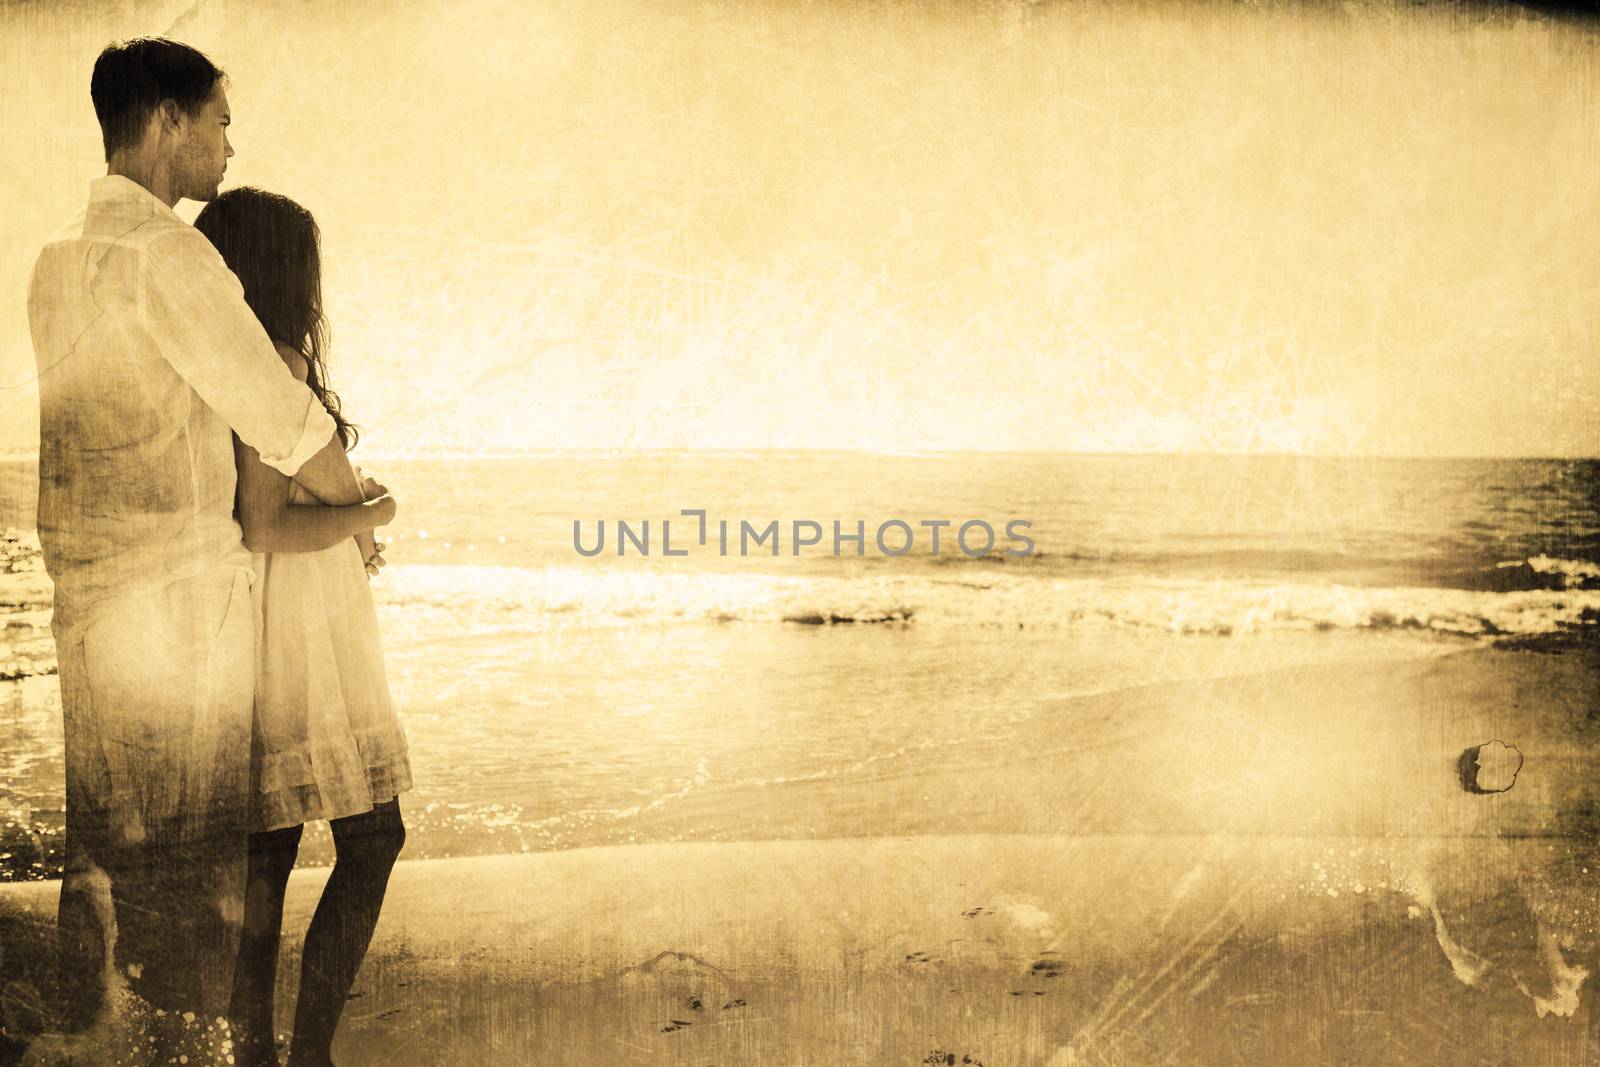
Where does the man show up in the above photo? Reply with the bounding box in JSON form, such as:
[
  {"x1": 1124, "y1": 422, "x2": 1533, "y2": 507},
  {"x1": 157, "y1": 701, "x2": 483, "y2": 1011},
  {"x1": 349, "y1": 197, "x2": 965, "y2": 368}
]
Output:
[{"x1": 26, "y1": 37, "x2": 395, "y2": 1058}]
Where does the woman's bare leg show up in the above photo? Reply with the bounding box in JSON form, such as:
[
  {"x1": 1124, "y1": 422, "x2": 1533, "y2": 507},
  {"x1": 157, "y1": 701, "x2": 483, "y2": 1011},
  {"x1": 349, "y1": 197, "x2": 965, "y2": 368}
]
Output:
[
  {"x1": 228, "y1": 822, "x2": 304, "y2": 1066},
  {"x1": 286, "y1": 799, "x2": 405, "y2": 1067}
]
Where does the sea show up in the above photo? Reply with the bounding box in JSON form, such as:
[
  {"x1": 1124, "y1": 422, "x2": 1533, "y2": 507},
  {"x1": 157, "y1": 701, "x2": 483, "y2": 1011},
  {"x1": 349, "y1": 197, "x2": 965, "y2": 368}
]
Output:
[{"x1": 2, "y1": 452, "x2": 1597, "y2": 879}]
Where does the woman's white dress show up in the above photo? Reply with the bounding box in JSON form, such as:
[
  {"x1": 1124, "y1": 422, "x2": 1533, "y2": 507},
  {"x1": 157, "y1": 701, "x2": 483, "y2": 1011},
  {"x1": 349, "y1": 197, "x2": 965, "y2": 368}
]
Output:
[{"x1": 249, "y1": 477, "x2": 412, "y2": 832}]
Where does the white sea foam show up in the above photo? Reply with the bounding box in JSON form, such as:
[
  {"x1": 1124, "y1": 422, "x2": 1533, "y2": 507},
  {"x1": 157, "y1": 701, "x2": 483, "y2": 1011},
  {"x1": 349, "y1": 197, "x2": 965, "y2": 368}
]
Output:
[{"x1": 376, "y1": 563, "x2": 1600, "y2": 639}]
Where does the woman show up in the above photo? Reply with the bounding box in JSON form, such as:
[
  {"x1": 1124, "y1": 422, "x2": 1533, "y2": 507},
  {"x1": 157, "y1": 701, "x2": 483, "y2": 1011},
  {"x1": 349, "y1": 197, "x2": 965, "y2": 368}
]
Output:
[{"x1": 195, "y1": 188, "x2": 413, "y2": 1067}]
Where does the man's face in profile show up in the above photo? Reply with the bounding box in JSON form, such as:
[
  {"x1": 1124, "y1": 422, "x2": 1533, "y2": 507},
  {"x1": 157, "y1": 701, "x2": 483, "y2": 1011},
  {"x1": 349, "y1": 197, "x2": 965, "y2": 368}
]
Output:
[{"x1": 173, "y1": 85, "x2": 234, "y2": 202}]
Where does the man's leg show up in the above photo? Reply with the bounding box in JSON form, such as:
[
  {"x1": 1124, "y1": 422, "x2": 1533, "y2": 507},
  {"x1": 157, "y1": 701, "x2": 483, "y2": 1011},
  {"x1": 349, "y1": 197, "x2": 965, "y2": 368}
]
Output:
[
  {"x1": 53, "y1": 635, "x2": 123, "y2": 1036},
  {"x1": 54, "y1": 821, "x2": 115, "y2": 1034},
  {"x1": 56, "y1": 569, "x2": 257, "y2": 1039}
]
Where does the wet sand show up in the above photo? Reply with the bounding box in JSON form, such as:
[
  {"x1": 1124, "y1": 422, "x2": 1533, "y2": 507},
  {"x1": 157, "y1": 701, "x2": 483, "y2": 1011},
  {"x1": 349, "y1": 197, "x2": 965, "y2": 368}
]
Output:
[
  {"x1": 3, "y1": 642, "x2": 1598, "y2": 1064},
  {"x1": 3, "y1": 834, "x2": 1599, "y2": 1065}
]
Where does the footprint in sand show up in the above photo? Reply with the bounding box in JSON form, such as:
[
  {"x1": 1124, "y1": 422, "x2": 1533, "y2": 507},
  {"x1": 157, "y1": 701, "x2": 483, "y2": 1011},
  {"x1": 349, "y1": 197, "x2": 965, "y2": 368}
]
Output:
[{"x1": 621, "y1": 950, "x2": 736, "y2": 1015}]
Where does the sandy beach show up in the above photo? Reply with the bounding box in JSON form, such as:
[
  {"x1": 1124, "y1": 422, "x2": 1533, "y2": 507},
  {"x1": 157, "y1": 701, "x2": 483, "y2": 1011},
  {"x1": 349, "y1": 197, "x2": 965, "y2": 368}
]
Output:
[
  {"x1": 6, "y1": 832, "x2": 1598, "y2": 1067},
  {"x1": 4, "y1": 642, "x2": 1597, "y2": 1065}
]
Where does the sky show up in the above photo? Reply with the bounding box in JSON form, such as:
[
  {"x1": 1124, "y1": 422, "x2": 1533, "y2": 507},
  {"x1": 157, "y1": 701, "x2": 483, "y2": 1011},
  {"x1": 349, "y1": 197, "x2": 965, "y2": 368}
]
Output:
[{"x1": 1, "y1": 0, "x2": 1596, "y2": 458}]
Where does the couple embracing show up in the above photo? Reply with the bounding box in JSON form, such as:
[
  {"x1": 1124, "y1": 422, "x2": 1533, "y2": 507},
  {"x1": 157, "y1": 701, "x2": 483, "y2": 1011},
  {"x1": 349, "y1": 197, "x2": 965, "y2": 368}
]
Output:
[{"x1": 28, "y1": 37, "x2": 411, "y2": 1067}]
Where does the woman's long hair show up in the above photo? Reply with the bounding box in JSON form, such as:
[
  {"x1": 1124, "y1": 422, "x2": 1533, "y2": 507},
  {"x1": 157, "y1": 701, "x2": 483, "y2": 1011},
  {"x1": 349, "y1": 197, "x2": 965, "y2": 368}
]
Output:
[{"x1": 194, "y1": 187, "x2": 358, "y2": 450}]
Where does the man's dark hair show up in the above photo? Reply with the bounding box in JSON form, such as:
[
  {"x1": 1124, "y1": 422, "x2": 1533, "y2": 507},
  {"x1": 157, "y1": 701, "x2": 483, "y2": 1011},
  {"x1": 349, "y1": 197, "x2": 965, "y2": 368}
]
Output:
[{"x1": 90, "y1": 38, "x2": 226, "y2": 161}]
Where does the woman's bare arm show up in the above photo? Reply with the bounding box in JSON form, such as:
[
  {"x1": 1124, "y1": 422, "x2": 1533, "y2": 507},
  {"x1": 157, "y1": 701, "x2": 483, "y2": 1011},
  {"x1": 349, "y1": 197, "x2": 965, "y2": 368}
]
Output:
[
  {"x1": 234, "y1": 349, "x2": 396, "y2": 554},
  {"x1": 293, "y1": 435, "x2": 369, "y2": 506}
]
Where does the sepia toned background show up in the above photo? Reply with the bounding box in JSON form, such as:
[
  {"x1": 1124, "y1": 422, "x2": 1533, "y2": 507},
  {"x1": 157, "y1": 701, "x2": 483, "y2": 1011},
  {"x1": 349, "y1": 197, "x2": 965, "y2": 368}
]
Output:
[{"x1": 2, "y1": 1, "x2": 1599, "y2": 1064}]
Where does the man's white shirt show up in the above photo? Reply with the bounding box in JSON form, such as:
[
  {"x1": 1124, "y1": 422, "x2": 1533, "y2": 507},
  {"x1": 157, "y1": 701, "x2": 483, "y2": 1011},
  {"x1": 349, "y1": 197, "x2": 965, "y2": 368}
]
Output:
[{"x1": 27, "y1": 174, "x2": 337, "y2": 639}]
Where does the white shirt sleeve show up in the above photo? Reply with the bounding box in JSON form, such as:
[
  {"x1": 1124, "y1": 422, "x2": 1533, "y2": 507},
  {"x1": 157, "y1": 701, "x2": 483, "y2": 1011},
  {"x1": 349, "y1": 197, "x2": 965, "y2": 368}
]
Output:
[{"x1": 141, "y1": 228, "x2": 338, "y2": 476}]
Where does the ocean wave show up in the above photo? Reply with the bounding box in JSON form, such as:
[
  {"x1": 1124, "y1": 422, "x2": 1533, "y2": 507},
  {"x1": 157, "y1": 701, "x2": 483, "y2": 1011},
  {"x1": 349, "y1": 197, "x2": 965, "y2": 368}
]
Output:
[
  {"x1": 926, "y1": 546, "x2": 1600, "y2": 592},
  {"x1": 376, "y1": 564, "x2": 1600, "y2": 640}
]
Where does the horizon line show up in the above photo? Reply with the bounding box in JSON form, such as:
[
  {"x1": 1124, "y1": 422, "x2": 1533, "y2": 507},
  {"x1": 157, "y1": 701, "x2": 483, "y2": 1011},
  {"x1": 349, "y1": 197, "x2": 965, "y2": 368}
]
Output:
[{"x1": 1, "y1": 446, "x2": 1597, "y2": 463}]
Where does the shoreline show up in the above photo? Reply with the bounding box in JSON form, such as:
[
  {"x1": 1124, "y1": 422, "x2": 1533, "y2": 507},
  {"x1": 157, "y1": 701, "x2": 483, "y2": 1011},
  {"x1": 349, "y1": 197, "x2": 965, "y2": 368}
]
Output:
[{"x1": 3, "y1": 637, "x2": 1595, "y2": 880}]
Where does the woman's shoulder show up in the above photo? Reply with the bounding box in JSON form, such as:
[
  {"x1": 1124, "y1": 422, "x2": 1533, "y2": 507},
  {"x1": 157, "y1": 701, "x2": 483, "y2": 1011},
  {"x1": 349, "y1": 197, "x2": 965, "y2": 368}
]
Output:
[{"x1": 273, "y1": 342, "x2": 310, "y2": 383}]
